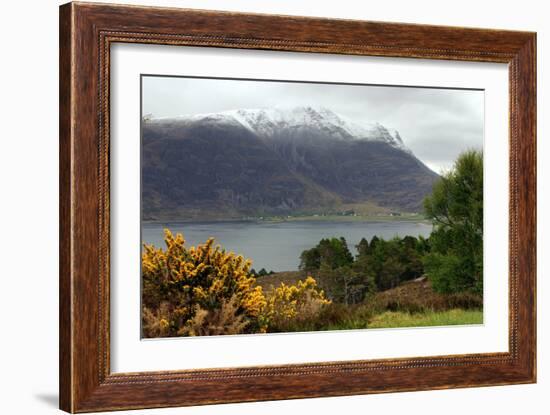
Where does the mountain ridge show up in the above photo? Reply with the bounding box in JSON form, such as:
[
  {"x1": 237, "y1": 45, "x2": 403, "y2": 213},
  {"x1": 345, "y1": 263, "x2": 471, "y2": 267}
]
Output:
[
  {"x1": 142, "y1": 106, "x2": 439, "y2": 221},
  {"x1": 148, "y1": 106, "x2": 410, "y2": 150}
]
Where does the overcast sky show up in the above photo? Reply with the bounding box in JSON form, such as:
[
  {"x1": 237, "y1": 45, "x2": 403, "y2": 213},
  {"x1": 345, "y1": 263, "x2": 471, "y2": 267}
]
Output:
[{"x1": 142, "y1": 76, "x2": 484, "y2": 173}]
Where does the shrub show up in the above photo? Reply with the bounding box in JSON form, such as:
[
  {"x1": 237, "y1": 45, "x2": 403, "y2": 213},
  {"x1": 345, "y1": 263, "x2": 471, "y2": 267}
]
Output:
[
  {"x1": 315, "y1": 265, "x2": 375, "y2": 305},
  {"x1": 141, "y1": 229, "x2": 267, "y2": 337},
  {"x1": 178, "y1": 295, "x2": 250, "y2": 336},
  {"x1": 371, "y1": 278, "x2": 483, "y2": 314},
  {"x1": 141, "y1": 302, "x2": 173, "y2": 338},
  {"x1": 315, "y1": 302, "x2": 373, "y2": 330},
  {"x1": 142, "y1": 229, "x2": 331, "y2": 337},
  {"x1": 261, "y1": 276, "x2": 331, "y2": 332}
]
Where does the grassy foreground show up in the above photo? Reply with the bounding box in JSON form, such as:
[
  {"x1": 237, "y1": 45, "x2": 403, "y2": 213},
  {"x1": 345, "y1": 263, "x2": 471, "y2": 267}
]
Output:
[
  {"x1": 367, "y1": 309, "x2": 483, "y2": 329},
  {"x1": 257, "y1": 272, "x2": 483, "y2": 332}
]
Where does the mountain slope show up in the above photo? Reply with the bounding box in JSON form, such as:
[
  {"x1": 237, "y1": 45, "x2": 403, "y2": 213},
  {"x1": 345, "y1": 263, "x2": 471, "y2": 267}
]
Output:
[{"x1": 142, "y1": 106, "x2": 439, "y2": 220}]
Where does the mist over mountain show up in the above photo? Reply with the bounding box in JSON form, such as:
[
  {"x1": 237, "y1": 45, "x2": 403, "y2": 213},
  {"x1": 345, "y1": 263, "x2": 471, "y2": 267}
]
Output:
[{"x1": 142, "y1": 106, "x2": 439, "y2": 221}]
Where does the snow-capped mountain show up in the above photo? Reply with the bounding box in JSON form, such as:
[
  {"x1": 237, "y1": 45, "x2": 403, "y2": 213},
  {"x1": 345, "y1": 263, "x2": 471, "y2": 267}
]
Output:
[
  {"x1": 143, "y1": 107, "x2": 438, "y2": 221},
  {"x1": 150, "y1": 106, "x2": 409, "y2": 152}
]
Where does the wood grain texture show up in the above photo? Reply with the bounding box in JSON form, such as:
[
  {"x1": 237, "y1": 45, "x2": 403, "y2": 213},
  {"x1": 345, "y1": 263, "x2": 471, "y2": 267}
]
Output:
[
  {"x1": 59, "y1": 2, "x2": 537, "y2": 412},
  {"x1": 59, "y1": 3, "x2": 73, "y2": 411}
]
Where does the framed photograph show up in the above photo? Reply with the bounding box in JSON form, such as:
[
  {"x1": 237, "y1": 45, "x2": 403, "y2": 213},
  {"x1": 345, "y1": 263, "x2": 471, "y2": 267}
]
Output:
[{"x1": 59, "y1": 2, "x2": 536, "y2": 412}]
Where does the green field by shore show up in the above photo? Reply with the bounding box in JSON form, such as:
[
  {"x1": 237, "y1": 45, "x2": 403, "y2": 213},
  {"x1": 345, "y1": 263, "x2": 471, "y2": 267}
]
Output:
[
  {"x1": 367, "y1": 309, "x2": 483, "y2": 329},
  {"x1": 256, "y1": 271, "x2": 482, "y2": 332}
]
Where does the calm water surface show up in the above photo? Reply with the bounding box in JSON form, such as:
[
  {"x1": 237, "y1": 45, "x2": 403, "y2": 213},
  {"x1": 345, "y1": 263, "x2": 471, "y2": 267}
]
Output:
[{"x1": 142, "y1": 220, "x2": 432, "y2": 272}]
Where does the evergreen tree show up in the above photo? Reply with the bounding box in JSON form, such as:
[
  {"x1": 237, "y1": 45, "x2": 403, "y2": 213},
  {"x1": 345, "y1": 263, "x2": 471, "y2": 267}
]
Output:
[
  {"x1": 369, "y1": 235, "x2": 380, "y2": 252},
  {"x1": 356, "y1": 237, "x2": 369, "y2": 258}
]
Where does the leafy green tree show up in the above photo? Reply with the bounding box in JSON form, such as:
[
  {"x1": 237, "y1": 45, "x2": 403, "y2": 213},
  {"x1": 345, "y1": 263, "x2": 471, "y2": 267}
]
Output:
[
  {"x1": 302, "y1": 232, "x2": 430, "y2": 301},
  {"x1": 423, "y1": 150, "x2": 483, "y2": 294},
  {"x1": 368, "y1": 238, "x2": 404, "y2": 290},
  {"x1": 299, "y1": 237, "x2": 354, "y2": 271},
  {"x1": 354, "y1": 235, "x2": 425, "y2": 291},
  {"x1": 299, "y1": 246, "x2": 321, "y2": 271},
  {"x1": 416, "y1": 235, "x2": 431, "y2": 254}
]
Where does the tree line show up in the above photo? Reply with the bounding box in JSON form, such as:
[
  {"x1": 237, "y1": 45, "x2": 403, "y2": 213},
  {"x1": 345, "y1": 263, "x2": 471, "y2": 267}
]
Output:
[
  {"x1": 299, "y1": 150, "x2": 483, "y2": 305},
  {"x1": 141, "y1": 150, "x2": 483, "y2": 337}
]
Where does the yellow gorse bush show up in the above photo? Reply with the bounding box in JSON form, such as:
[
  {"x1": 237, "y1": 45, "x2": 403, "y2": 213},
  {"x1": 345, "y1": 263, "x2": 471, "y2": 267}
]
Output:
[
  {"x1": 142, "y1": 229, "x2": 330, "y2": 337},
  {"x1": 142, "y1": 229, "x2": 267, "y2": 337},
  {"x1": 260, "y1": 277, "x2": 331, "y2": 332}
]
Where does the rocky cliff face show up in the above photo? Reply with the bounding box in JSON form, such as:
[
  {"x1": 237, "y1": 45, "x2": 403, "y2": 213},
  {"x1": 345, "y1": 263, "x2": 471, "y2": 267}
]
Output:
[{"x1": 142, "y1": 106, "x2": 439, "y2": 220}]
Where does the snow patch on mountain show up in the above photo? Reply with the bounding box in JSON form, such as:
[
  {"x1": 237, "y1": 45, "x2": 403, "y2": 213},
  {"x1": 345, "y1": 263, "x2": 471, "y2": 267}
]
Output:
[{"x1": 150, "y1": 106, "x2": 410, "y2": 152}]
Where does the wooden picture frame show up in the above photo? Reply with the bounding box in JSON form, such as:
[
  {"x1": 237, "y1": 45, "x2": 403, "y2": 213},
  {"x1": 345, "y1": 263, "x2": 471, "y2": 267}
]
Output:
[{"x1": 59, "y1": 2, "x2": 536, "y2": 412}]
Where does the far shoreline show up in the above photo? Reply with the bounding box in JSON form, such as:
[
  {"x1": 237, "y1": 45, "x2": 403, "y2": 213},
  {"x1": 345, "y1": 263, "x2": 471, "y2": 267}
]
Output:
[{"x1": 142, "y1": 214, "x2": 432, "y2": 226}]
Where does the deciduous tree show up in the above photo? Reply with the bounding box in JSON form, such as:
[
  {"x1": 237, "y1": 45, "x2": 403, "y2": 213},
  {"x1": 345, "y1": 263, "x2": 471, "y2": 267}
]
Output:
[{"x1": 423, "y1": 150, "x2": 483, "y2": 294}]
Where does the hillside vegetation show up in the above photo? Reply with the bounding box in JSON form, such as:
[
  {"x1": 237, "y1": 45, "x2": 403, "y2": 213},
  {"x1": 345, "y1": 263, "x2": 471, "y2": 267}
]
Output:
[
  {"x1": 257, "y1": 274, "x2": 482, "y2": 331},
  {"x1": 141, "y1": 150, "x2": 483, "y2": 336}
]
